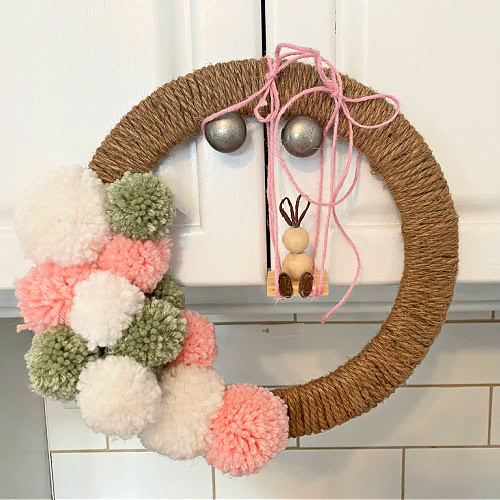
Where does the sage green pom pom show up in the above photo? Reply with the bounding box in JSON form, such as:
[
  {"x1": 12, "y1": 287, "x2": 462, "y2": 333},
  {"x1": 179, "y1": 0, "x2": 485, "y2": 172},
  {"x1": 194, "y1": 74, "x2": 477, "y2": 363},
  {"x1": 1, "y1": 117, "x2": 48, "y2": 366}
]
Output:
[
  {"x1": 106, "y1": 172, "x2": 176, "y2": 240},
  {"x1": 111, "y1": 299, "x2": 187, "y2": 368},
  {"x1": 150, "y1": 274, "x2": 185, "y2": 310},
  {"x1": 25, "y1": 326, "x2": 98, "y2": 401}
]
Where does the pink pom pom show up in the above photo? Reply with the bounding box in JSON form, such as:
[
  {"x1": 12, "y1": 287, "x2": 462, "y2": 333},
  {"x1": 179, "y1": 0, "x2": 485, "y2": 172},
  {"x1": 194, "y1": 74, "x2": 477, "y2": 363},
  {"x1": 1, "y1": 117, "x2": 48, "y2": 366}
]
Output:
[
  {"x1": 15, "y1": 263, "x2": 94, "y2": 334},
  {"x1": 97, "y1": 235, "x2": 171, "y2": 293},
  {"x1": 171, "y1": 310, "x2": 217, "y2": 368},
  {"x1": 204, "y1": 384, "x2": 289, "y2": 476}
]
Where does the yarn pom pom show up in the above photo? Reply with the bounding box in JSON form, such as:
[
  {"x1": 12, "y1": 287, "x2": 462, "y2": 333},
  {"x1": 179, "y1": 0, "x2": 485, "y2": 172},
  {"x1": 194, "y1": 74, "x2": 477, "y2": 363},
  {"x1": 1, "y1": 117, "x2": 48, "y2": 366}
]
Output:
[
  {"x1": 150, "y1": 274, "x2": 185, "y2": 310},
  {"x1": 25, "y1": 326, "x2": 98, "y2": 401},
  {"x1": 140, "y1": 365, "x2": 225, "y2": 459},
  {"x1": 15, "y1": 263, "x2": 94, "y2": 334},
  {"x1": 97, "y1": 235, "x2": 171, "y2": 293},
  {"x1": 205, "y1": 384, "x2": 289, "y2": 477},
  {"x1": 171, "y1": 310, "x2": 217, "y2": 368},
  {"x1": 77, "y1": 356, "x2": 161, "y2": 439},
  {"x1": 106, "y1": 172, "x2": 176, "y2": 240},
  {"x1": 15, "y1": 165, "x2": 110, "y2": 266},
  {"x1": 111, "y1": 298, "x2": 187, "y2": 368},
  {"x1": 69, "y1": 271, "x2": 145, "y2": 350}
]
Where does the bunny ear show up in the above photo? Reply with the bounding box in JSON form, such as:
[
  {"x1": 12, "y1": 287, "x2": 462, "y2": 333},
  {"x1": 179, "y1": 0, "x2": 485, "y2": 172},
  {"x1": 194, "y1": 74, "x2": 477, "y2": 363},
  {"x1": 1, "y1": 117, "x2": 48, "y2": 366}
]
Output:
[
  {"x1": 279, "y1": 197, "x2": 295, "y2": 227},
  {"x1": 296, "y1": 195, "x2": 311, "y2": 227}
]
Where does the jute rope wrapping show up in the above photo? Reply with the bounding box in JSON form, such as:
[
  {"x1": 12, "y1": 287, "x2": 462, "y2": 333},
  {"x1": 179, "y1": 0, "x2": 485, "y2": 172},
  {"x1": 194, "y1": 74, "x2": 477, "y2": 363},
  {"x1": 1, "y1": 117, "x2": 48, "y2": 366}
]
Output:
[{"x1": 89, "y1": 59, "x2": 459, "y2": 438}]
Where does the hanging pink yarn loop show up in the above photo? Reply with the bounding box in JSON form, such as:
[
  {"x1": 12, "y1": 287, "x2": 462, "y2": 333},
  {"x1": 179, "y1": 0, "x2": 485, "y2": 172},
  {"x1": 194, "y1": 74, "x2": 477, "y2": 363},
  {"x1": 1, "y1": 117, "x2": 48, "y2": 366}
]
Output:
[{"x1": 202, "y1": 43, "x2": 400, "y2": 322}]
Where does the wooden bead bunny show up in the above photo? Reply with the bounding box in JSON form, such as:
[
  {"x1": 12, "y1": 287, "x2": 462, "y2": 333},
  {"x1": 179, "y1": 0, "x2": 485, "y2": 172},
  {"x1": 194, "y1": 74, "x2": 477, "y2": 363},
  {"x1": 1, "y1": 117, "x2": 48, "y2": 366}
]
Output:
[{"x1": 278, "y1": 195, "x2": 314, "y2": 298}]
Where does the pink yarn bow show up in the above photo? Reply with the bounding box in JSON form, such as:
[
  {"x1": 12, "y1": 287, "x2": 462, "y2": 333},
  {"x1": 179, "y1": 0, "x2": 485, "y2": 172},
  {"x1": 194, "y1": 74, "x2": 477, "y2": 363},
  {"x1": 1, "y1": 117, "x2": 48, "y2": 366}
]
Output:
[{"x1": 202, "y1": 43, "x2": 400, "y2": 323}]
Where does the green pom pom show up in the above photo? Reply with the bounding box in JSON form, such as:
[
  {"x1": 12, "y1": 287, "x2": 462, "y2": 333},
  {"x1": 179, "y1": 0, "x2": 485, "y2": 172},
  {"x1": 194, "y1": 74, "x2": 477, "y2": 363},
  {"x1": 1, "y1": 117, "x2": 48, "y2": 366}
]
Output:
[
  {"x1": 106, "y1": 172, "x2": 176, "y2": 240},
  {"x1": 150, "y1": 274, "x2": 185, "y2": 310},
  {"x1": 25, "y1": 326, "x2": 98, "y2": 401},
  {"x1": 111, "y1": 298, "x2": 187, "y2": 368}
]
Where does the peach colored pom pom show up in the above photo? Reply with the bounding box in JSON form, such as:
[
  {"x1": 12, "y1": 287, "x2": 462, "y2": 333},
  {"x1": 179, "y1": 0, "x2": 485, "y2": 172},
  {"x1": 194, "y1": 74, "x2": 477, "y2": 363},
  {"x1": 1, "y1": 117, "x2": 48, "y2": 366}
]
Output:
[
  {"x1": 204, "y1": 384, "x2": 289, "y2": 476},
  {"x1": 171, "y1": 310, "x2": 217, "y2": 368},
  {"x1": 97, "y1": 235, "x2": 171, "y2": 293},
  {"x1": 15, "y1": 263, "x2": 94, "y2": 334}
]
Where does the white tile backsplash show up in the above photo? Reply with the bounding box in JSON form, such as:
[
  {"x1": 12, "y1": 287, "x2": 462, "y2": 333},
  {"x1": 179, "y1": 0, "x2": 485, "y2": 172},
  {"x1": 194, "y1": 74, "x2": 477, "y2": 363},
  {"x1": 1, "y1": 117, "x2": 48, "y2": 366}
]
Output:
[
  {"x1": 405, "y1": 448, "x2": 500, "y2": 499},
  {"x1": 108, "y1": 435, "x2": 145, "y2": 450},
  {"x1": 215, "y1": 449, "x2": 402, "y2": 499},
  {"x1": 408, "y1": 324, "x2": 500, "y2": 385},
  {"x1": 43, "y1": 311, "x2": 500, "y2": 499},
  {"x1": 490, "y1": 387, "x2": 500, "y2": 445},
  {"x1": 52, "y1": 452, "x2": 212, "y2": 499},
  {"x1": 45, "y1": 398, "x2": 106, "y2": 450},
  {"x1": 213, "y1": 323, "x2": 376, "y2": 386},
  {"x1": 301, "y1": 387, "x2": 489, "y2": 448}
]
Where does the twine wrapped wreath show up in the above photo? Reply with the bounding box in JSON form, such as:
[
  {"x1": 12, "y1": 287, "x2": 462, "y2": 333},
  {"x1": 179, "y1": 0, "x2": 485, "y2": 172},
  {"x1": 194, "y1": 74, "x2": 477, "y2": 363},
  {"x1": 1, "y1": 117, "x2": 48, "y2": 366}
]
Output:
[{"x1": 89, "y1": 59, "x2": 459, "y2": 438}]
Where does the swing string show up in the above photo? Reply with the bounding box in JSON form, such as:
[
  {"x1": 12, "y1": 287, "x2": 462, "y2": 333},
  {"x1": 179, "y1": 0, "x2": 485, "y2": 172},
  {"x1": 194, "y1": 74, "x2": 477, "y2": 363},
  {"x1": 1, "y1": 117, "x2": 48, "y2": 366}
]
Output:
[{"x1": 202, "y1": 43, "x2": 400, "y2": 323}]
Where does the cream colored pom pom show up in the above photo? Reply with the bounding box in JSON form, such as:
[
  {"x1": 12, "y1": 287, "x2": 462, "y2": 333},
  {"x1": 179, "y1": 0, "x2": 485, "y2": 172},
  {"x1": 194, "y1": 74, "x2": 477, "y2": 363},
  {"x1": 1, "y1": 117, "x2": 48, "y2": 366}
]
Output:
[
  {"x1": 70, "y1": 271, "x2": 145, "y2": 350},
  {"x1": 140, "y1": 365, "x2": 225, "y2": 460},
  {"x1": 15, "y1": 165, "x2": 110, "y2": 266},
  {"x1": 282, "y1": 227, "x2": 309, "y2": 253},
  {"x1": 282, "y1": 252, "x2": 313, "y2": 280},
  {"x1": 77, "y1": 356, "x2": 161, "y2": 440}
]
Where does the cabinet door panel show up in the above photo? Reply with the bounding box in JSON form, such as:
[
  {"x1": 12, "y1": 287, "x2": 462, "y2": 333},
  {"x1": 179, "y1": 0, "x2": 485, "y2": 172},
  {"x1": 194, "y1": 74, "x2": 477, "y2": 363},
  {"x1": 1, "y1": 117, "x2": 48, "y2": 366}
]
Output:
[
  {"x1": 267, "y1": 0, "x2": 500, "y2": 284},
  {"x1": 0, "y1": 0, "x2": 266, "y2": 288}
]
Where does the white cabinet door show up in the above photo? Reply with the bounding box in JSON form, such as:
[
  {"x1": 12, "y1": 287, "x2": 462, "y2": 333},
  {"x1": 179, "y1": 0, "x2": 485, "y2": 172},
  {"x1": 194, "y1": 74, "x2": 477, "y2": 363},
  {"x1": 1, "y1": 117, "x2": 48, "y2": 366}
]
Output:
[
  {"x1": 0, "y1": 0, "x2": 266, "y2": 288},
  {"x1": 266, "y1": 0, "x2": 500, "y2": 285}
]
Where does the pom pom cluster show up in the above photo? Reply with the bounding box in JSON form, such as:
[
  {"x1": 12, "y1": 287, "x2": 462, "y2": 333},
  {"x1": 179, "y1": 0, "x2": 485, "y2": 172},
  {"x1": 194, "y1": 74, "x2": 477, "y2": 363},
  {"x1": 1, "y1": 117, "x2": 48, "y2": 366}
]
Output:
[
  {"x1": 77, "y1": 356, "x2": 162, "y2": 439},
  {"x1": 205, "y1": 384, "x2": 289, "y2": 476},
  {"x1": 15, "y1": 165, "x2": 110, "y2": 266},
  {"x1": 150, "y1": 274, "x2": 185, "y2": 309},
  {"x1": 15, "y1": 166, "x2": 289, "y2": 476},
  {"x1": 140, "y1": 365, "x2": 225, "y2": 459},
  {"x1": 111, "y1": 298, "x2": 187, "y2": 368},
  {"x1": 106, "y1": 172, "x2": 176, "y2": 240},
  {"x1": 25, "y1": 326, "x2": 98, "y2": 401}
]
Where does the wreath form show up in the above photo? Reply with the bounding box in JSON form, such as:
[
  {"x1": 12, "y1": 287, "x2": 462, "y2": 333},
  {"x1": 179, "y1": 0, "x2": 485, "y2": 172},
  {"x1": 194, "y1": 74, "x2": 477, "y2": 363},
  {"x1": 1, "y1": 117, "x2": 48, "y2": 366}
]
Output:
[
  {"x1": 90, "y1": 59, "x2": 459, "y2": 437},
  {"x1": 16, "y1": 58, "x2": 459, "y2": 477}
]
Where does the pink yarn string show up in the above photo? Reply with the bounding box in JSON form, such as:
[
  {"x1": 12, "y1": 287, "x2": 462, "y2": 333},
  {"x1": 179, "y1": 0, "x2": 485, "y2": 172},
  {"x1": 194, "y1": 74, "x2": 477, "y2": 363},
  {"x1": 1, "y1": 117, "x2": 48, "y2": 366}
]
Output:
[{"x1": 202, "y1": 43, "x2": 400, "y2": 323}]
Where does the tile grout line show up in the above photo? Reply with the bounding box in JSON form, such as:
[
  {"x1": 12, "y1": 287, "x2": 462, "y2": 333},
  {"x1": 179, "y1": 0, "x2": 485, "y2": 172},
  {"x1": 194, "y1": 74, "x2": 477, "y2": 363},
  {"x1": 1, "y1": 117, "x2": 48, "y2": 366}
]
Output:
[
  {"x1": 50, "y1": 444, "x2": 500, "y2": 454},
  {"x1": 488, "y1": 386, "x2": 494, "y2": 445},
  {"x1": 404, "y1": 383, "x2": 500, "y2": 388},
  {"x1": 286, "y1": 445, "x2": 500, "y2": 451},
  {"x1": 212, "y1": 318, "x2": 499, "y2": 326},
  {"x1": 43, "y1": 399, "x2": 56, "y2": 500},
  {"x1": 105, "y1": 436, "x2": 110, "y2": 450},
  {"x1": 262, "y1": 384, "x2": 500, "y2": 389},
  {"x1": 296, "y1": 436, "x2": 301, "y2": 448},
  {"x1": 493, "y1": 311, "x2": 496, "y2": 320},
  {"x1": 212, "y1": 466, "x2": 216, "y2": 500},
  {"x1": 401, "y1": 448, "x2": 406, "y2": 500}
]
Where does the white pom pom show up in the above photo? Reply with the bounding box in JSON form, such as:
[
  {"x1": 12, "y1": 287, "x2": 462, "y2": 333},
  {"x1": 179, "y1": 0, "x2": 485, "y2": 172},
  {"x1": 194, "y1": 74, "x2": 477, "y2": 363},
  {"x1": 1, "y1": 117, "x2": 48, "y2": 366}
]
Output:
[
  {"x1": 15, "y1": 165, "x2": 110, "y2": 266},
  {"x1": 140, "y1": 365, "x2": 225, "y2": 460},
  {"x1": 77, "y1": 356, "x2": 161, "y2": 439},
  {"x1": 70, "y1": 271, "x2": 144, "y2": 349}
]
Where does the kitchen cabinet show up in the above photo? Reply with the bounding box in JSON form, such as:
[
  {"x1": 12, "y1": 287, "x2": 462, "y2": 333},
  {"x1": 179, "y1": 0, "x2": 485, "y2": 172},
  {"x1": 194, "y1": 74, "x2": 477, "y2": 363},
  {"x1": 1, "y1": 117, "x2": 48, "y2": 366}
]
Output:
[
  {"x1": 268, "y1": 0, "x2": 500, "y2": 285},
  {"x1": 1, "y1": 0, "x2": 266, "y2": 288},
  {"x1": 2, "y1": 0, "x2": 499, "y2": 293}
]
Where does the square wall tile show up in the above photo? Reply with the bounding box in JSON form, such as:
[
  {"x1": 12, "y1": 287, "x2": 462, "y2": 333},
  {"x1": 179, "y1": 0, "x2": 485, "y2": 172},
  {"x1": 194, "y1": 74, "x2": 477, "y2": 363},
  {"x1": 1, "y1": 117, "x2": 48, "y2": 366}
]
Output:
[
  {"x1": 301, "y1": 387, "x2": 489, "y2": 448},
  {"x1": 408, "y1": 324, "x2": 500, "y2": 385},
  {"x1": 445, "y1": 310, "x2": 493, "y2": 320},
  {"x1": 213, "y1": 323, "x2": 377, "y2": 386},
  {"x1": 207, "y1": 313, "x2": 295, "y2": 323},
  {"x1": 490, "y1": 387, "x2": 500, "y2": 444},
  {"x1": 108, "y1": 435, "x2": 145, "y2": 450},
  {"x1": 215, "y1": 449, "x2": 402, "y2": 499},
  {"x1": 45, "y1": 398, "x2": 106, "y2": 450},
  {"x1": 296, "y1": 311, "x2": 388, "y2": 322},
  {"x1": 405, "y1": 448, "x2": 500, "y2": 499},
  {"x1": 52, "y1": 452, "x2": 212, "y2": 499}
]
